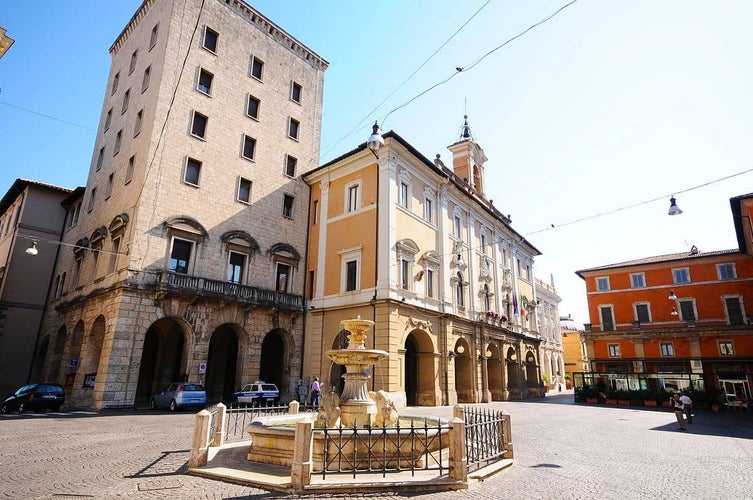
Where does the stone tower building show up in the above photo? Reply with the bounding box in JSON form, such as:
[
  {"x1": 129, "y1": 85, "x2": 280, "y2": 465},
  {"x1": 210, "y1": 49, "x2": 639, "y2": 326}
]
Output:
[{"x1": 37, "y1": 0, "x2": 327, "y2": 409}]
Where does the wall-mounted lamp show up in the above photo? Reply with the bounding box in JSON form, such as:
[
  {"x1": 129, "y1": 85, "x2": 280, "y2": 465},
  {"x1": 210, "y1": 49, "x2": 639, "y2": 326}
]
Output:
[
  {"x1": 455, "y1": 253, "x2": 465, "y2": 269},
  {"x1": 25, "y1": 241, "x2": 39, "y2": 256},
  {"x1": 448, "y1": 351, "x2": 456, "y2": 360},
  {"x1": 668, "y1": 196, "x2": 683, "y2": 216},
  {"x1": 671, "y1": 307, "x2": 678, "y2": 316},
  {"x1": 366, "y1": 121, "x2": 384, "y2": 159},
  {"x1": 668, "y1": 290, "x2": 677, "y2": 301},
  {"x1": 477, "y1": 354, "x2": 485, "y2": 362},
  {"x1": 401, "y1": 297, "x2": 406, "y2": 302}
]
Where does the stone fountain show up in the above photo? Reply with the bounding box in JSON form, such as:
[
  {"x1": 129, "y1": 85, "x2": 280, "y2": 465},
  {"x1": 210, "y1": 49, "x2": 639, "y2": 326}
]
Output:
[{"x1": 325, "y1": 316, "x2": 387, "y2": 427}]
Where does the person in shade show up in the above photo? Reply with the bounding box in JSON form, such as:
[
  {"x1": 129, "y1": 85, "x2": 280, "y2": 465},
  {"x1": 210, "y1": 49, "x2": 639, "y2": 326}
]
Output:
[
  {"x1": 310, "y1": 377, "x2": 321, "y2": 409},
  {"x1": 672, "y1": 393, "x2": 687, "y2": 431},
  {"x1": 679, "y1": 393, "x2": 693, "y2": 424}
]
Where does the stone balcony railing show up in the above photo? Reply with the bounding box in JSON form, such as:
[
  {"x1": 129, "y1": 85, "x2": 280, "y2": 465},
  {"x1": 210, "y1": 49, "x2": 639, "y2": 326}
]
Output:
[{"x1": 157, "y1": 271, "x2": 304, "y2": 312}]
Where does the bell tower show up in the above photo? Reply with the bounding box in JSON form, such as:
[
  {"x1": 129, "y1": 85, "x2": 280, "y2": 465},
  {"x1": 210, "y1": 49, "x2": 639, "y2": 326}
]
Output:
[{"x1": 447, "y1": 115, "x2": 488, "y2": 197}]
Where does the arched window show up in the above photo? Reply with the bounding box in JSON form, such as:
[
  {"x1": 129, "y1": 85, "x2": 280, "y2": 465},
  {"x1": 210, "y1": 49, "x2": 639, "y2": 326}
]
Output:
[{"x1": 456, "y1": 272, "x2": 464, "y2": 307}]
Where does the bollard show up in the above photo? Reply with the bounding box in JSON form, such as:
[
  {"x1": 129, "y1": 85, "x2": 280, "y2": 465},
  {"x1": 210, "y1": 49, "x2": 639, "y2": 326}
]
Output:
[
  {"x1": 448, "y1": 416, "x2": 468, "y2": 482},
  {"x1": 290, "y1": 417, "x2": 314, "y2": 491},
  {"x1": 289, "y1": 400, "x2": 300, "y2": 414},
  {"x1": 189, "y1": 410, "x2": 211, "y2": 468},
  {"x1": 212, "y1": 403, "x2": 227, "y2": 447}
]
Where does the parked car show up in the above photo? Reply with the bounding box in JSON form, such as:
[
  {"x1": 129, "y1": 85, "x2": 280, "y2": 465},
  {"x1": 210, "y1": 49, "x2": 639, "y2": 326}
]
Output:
[
  {"x1": 150, "y1": 383, "x2": 207, "y2": 411},
  {"x1": 1, "y1": 383, "x2": 65, "y2": 414},
  {"x1": 234, "y1": 381, "x2": 279, "y2": 406}
]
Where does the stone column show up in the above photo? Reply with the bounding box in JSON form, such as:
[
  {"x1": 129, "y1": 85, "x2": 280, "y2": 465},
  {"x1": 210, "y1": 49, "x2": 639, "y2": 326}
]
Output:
[
  {"x1": 448, "y1": 416, "x2": 467, "y2": 482},
  {"x1": 291, "y1": 417, "x2": 314, "y2": 491},
  {"x1": 188, "y1": 410, "x2": 211, "y2": 468},
  {"x1": 212, "y1": 403, "x2": 227, "y2": 447}
]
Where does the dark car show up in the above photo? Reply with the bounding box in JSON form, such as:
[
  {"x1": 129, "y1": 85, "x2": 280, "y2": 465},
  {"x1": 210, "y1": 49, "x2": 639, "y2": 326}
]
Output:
[
  {"x1": 1, "y1": 383, "x2": 65, "y2": 414},
  {"x1": 150, "y1": 383, "x2": 207, "y2": 411},
  {"x1": 233, "y1": 381, "x2": 279, "y2": 406}
]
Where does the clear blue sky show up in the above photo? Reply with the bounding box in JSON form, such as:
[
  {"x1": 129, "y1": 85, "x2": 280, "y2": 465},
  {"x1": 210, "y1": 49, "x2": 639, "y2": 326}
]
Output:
[{"x1": 2, "y1": 0, "x2": 752, "y2": 328}]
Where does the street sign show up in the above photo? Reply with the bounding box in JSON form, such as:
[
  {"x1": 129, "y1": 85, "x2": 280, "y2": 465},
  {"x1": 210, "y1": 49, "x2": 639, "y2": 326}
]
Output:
[{"x1": 68, "y1": 357, "x2": 79, "y2": 369}]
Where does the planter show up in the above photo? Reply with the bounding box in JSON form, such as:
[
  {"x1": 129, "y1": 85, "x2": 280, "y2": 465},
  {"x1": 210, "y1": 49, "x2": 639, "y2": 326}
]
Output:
[
  {"x1": 605, "y1": 399, "x2": 618, "y2": 405},
  {"x1": 661, "y1": 401, "x2": 673, "y2": 408},
  {"x1": 586, "y1": 398, "x2": 598, "y2": 404},
  {"x1": 644, "y1": 400, "x2": 657, "y2": 407},
  {"x1": 618, "y1": 399, "x2": 630, "y2": 406}
]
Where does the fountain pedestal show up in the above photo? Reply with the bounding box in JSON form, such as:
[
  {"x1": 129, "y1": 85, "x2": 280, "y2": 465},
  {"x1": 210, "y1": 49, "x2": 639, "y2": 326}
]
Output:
[{"x1": 325, "y1": 317, "x2": 387, "y2": 428}]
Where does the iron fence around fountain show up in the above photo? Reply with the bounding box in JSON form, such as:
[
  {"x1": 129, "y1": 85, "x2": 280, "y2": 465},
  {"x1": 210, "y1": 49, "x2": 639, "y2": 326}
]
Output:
[
  {"x1": 214, "y1": 403, "x2": 317, "y2": 443},
  {"x1": 320, "y1": 418, "x2": 450, "y2": 479},
  {"x1": 462, "y1": 406, "x2": 510, "y2": 472}
]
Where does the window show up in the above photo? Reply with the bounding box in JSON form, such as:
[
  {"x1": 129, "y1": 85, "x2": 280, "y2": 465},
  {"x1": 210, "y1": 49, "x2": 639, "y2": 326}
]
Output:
[
  {"x1": 237, "y1": 177, "x2": 252, "y2": 203},
  {"x1": 276, "y1": 263, "x2": 291, "y2": 292},
  {"x1": 184, "y1": 157, "x2": 201, "y2": 186},
  {"x1": 169, "y1": 238, "x2": 193, "y2": 274},
  {"x1": 191, "y1": 111, "x2": 208, "y2": 139},
  {"x1": 114, "y1": 130, "x2": 122, "y2": 155},
  {"x1": 516, "y1": 258, "x2": 522, "y2": 276},
  {"x1": 660, "y1": 342, "x2": 675, "y2": 357},
  {"x1": 346, "y1": 183, "x2": 360, "y2": 213},
  {"x1": 482, "y1": 284, "x2": 491, "y2": 310},
  {"x1": 630, "y1": 273, "x2": 645, "y2": 288},
  {"x1": 134, "y1": 109, "x2": 143, "y2": 136},
  {"x1": 203, "y1": 27, "x2": 218, "y2": 53},
  {"x1": 283, "y1": 194, "x2": 294, "y2": 218},
  {"x1": 600, "y1": 306, "x2": 614, "y2": 331},
  {"x1": 596, "y1": 277, "x2": 610, "y2": 291},
  {"x1": 88, "y1": 187, "x2": 96, "y2": 212},
  {"x1": 247, "y1": 95, "x2": 260, "y2": 119},
  {"x1": 718, "y1": 341, "x2": 735, "y2": 356},
  {"x1": 59, "y1": 272, "x2": 66, "y2": 296},
  {"x1": 149, "y1": 23, "x2": 158, "y2": 50},
  {"x1": 96, "y1": 147, "x2": 105, "y2": 171},
  {"x1": 724, "y1": 296, "x2": 745, "y2": 325},
  {"x1": 197, "y1": 69, "x2": 213, "y2": 95},
  {"x1": 108, "y1": 237, "x2": 120, "y2": 274},
  {"x1": 73, "y1": 255, "x2": 83, "y2": 288},
  {"x1": 399, "y1": 182, "x2": 409, "y2": 208},
  {"x1": 455, "y1": 272, "x2": 464, "y2": 307},
  {"x1": 285, "y1": 155, "x2": 297, "y2": 177},
  {"x1": 426, "y1": 269, "x2": 435, "y2": 298},
  {"x1": 141, "y1": 65, "x2": 151, "y2": 92},
  {"x1": 340, "y1": 260, "x2": 356, "y2": 291},
  {"x1": 291, "y1": 81, "x2": 302, "y2": 103},
  {"x1": 121, "y1": 89, "x2": 130, "y2": 114},
  {"x1": 673, "y1": 268, "x2": 690, "y2": 284},
  {"x1": 250, "y1": 56, "x2": 264, "y2": 80},
  {"x1": 105, "y1": 173, "x2": 114, "y2": 199},
  {"x1": 717, "y1": 263, "x2": 736, "y2": 280},
  {"x1": 111, "y1": 72, "x2": 119, "y2": 95},
  {"x1": 525, "y1": 265, "x2": 531, "y2": 281},
  {"x1": 608, "y1": 344, "x2": 621, "y2": 357},
  {"x1": 227, "y1": 251, "x2": 246, "y2": 284},
  {"x1": 129, "y1": 50, "x2": 138, "y2": 74},
  {"x1": 454, "y1": 215, "x2": 462, "y2": 238},
  {"x1": 312, "y1": 200, "x2": 319, "y2": 225},
  {"x1": 105, "y1": 108, "x2": 112, "y2": 131},
  {"x1": 288, "y1": 118, "x2": 300, "y2": 140},
  {"x1": 90, "y1": 247, "x2": 100, "y2": 281},
  {"x1": 678, "y1": 299, "x2": 695, "y2": 321},
  {"x1": 125, "y1": 155, "x2": 135, "y2": 184},
  {"x1": 400, "y1": 259, "x2": 411, "y2": 290},
  {"x1": 635, "y1": 303, "x2": 650, "y2": 323},
  {"x1": 242, "y1": 135, "x2": 256, "y2": 160},
  {"x1": 423, "y1": 197, "x2": 433, "y2": 223},
  {"x1": 480, "y1": 233, "x2": 487, "y2": 255}
]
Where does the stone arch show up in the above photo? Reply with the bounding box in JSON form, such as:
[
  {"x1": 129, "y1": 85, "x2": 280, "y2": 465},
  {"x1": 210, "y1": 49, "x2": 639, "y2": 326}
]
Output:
[
  {"x1": 506, "y1": 346, "x2": 520, "y2": 399},
  {"x1": 46, "y1": 326, "x2": 67, "y2": 383},
  {"x1": 328, "y1": 329, "x2": 349, "y2": 395},
  {"x1": 525, "y1": 350, "x2": 539, "y2": 388},
  {"x1": 404, "y1": 329, "x2": 436, "y2": 406},
  {"x1": 164, "y1": 215, "x2": 209, "y2": 238},
  {"x1": 31, "y1": 335, "x2": 49, "y2": 383},
  {"x1": 61, "y1": 320, "x2": 85, "y2": 387},
  {"x1": 453, "y1": 337, "x2": 474, "y2": 403},
  {"x1": 259, "y1": 328, "x2": 288, "y2": 391},
  {"x1": 135, "y1": 317, "x2": 190, "y2": 408},
  {"x1": 77, "y1": 315, "x2": 107, "y2": 405},
  {"x1": 205, "y1": 323, "x2": 242, "y2": 403},
  {"x1": 486, "y1": 343, "x2": 504, "y2": 401}
]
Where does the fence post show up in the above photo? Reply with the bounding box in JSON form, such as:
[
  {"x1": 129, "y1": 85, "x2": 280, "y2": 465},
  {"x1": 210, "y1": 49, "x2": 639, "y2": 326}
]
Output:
[
  {"x1": 448, "y1": 416, "x2": 467, "y2": 482},
  {"x1": 289, "y1": 400, "x2": 300, "y2": 414},
  {"x1": 500, "y1": 410, "x2": 514, "y2": 459},
  {"x1": 453, "y1": 404, "x2": 464, "y2": 420},
  {"x1": 189, "y1": 409, "x2": 211, "y2": 468},
  {"x1": 291, "y1": 417, "x2": 314, "y2": 492},
  {"x1": 212, "y1": 403, "x2": 227, "y2": 447}
]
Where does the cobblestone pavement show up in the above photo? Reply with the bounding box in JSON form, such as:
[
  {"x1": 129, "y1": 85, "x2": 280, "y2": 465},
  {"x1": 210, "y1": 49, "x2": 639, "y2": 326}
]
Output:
[{"x1": 1, "y1": 394, "x2": 752, "y2": 499}]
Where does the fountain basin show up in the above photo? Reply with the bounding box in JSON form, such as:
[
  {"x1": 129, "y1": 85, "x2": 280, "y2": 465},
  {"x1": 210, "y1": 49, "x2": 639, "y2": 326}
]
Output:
[{"x1": 246, "y1": 415, "x2": 448, "y2": 471}]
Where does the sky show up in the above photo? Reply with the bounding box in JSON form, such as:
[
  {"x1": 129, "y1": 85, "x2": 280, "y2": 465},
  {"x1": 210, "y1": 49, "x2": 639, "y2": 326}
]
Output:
[{"x1": 2, "y1": 0, "x2": 752, "y2": 329}]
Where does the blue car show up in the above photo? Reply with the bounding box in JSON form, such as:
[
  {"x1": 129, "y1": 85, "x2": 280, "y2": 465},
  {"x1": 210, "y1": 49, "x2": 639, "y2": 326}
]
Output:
[
  {"x1": 234, "y1": 381, "x2": 279, "y2": 406},
  {"x1": 150, "y1": 383, "x2": 206, "y2": 411}
]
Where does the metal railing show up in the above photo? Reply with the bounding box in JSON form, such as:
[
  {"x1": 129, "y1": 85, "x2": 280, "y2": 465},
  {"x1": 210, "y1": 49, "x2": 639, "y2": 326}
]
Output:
[
  {"x1": 222, "y1": 403, "x2": 311, "y2": 443},
  {"x1": 321, "y1": 418, "x2": 449, "y2": 480},
  {"x1": 462, "y1": 406, "x2": 510, "y2": 472}
]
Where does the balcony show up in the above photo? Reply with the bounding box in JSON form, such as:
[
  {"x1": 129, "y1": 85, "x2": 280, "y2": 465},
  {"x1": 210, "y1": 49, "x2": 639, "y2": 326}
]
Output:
[{"x1": 157, "y1": 272, "x2": 304, "y2": 312}]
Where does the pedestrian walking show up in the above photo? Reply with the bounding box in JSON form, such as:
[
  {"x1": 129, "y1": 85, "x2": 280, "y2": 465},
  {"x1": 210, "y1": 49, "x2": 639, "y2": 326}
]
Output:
[
  {"x1": 672, "y1": 393, "x2": 687, "y2": 431},
  {"x1": 310, "y1": 377, "x2": 320, "y2": 409},
  {"x1": 679, "y1": 393, "x2": 693, "y2": 423}
]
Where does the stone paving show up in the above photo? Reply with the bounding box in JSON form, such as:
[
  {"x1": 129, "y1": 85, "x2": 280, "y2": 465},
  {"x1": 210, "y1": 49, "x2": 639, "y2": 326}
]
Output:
[{"x1": 1, "y1": 393, "x2": 752, "y2": 499}]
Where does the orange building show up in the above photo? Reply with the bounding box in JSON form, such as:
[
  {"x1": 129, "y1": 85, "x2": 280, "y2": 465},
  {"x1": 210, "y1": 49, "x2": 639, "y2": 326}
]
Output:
[{"x1": 575, "y1": 193, "x2": 753, "y2": 405}]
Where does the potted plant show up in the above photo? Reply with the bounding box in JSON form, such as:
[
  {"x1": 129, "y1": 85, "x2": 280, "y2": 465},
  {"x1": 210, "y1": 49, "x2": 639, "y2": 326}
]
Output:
[
  {"x1": 660, "y1": 391, "x2": 674, "y2": 407},
  {"x1": 616, "y1": 390, "x2": 630, "y2": 406},
  {"x1": 605, "y1": 390, "x2": 618, "y2": 405},
  {"x1": 543, "y1": 374, "x2": 550, "y2": 393},
  {"x1": 706, "y1": 386, "x2": 723, "y2": 412},
  {"x1": 643, "y1": 390, "x2": 658, "y2": 407},
  {"x1": 564, "y1": 374, "x2": 572, "y2": 390},
  {"x1": 582, "y1": 386, "x2": 599, "y2": 404}
]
